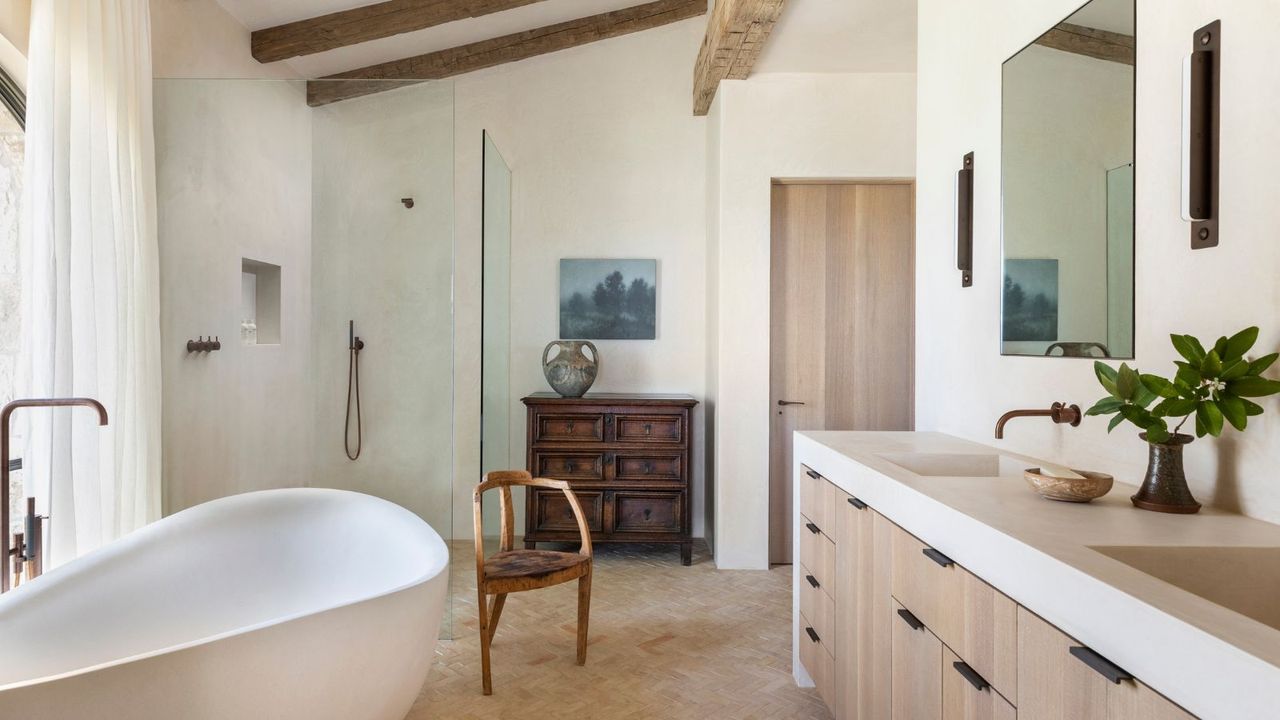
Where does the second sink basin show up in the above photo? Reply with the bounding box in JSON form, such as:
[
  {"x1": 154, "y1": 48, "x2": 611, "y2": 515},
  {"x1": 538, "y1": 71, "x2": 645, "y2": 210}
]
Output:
[
  {"x1": 877, "y1": 452, "x2": 1027, "y2": 478},
  {"x1": 1092, "y1": 545, "x2": 1280, "y2": 633}
]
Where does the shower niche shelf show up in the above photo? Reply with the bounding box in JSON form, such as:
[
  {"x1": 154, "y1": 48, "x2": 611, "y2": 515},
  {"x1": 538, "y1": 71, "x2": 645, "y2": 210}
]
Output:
[{"x1": 241, "y1": 258, "x2": 281, "y2": 346}]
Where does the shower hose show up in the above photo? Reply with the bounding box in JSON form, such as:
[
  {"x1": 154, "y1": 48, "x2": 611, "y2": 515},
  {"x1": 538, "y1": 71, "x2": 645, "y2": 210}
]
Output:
[{"x1": 345, "y1": 329, "x2": 364, "y2": 461}]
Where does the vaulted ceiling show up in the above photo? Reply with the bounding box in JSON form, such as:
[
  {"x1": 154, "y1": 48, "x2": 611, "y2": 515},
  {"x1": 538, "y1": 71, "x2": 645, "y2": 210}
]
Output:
[{"x1": 211, "y1": 0, "x2": 917, "y2": 108}]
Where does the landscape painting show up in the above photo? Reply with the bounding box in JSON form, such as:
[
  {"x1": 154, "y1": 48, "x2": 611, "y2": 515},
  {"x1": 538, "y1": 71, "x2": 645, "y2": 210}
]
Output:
[
  {"x1": 559, "y1": 258, "x2": 657, "y2": 340},
  {"x1": 1003, "y1": 258, "x2": 1059, "y2": 342}
]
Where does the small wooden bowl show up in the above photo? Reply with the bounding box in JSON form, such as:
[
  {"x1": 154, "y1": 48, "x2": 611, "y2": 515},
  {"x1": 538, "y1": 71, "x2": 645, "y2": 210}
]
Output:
[{"x1": 1024, "y1": 468, "x2": 1113, "y2": 503}]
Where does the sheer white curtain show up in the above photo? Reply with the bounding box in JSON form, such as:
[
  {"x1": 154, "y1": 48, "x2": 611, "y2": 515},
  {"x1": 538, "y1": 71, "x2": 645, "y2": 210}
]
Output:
[{"x1": 21, "y1": 0, "x2": 161, "y2": 566}]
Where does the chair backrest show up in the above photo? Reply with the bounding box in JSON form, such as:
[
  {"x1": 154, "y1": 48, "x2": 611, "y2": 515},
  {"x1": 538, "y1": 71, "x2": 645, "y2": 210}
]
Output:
[{"x1": 473, "y1": 470, "x2": 593, "y2": 584}]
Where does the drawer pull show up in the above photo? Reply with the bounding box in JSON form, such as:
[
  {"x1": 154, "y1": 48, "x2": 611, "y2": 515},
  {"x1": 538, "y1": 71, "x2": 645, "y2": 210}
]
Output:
[
  {"x1": 952, "y1": 661, "x2": 990, "y2": 692},
  {"x1": 922, "y1": 547, "x2": 955, "y2": 567},
  {"x1": 605, "y1": 415, "x2": 614, "y2": 425},
  {"x1": 1069, "y1": 646, "x2": 1133, "y2": 684},
  {"x1": 805, "y1": 574, "x2": 820, "y2": 589},
  {"x1": 805, "y1": 469, "x2": 821, "y2": 479},
  {"x1": 805, "y1": 626, "x2": 820, "y2": 643},
  {"x1": 847, "y1": 496, "x2": 868, "y2": 510},
  {"x1": 896, "y1": 608, "x2": 925, "y2": 631},
  {"x1": 805, "y1": 522, "x2": 821, "y2": 535}
]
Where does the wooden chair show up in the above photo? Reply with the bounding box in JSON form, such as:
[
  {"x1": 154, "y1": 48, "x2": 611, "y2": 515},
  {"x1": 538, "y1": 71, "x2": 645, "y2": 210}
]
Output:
[{"x1": 473, "y1": 470, "x2": 593, "y2": 695}]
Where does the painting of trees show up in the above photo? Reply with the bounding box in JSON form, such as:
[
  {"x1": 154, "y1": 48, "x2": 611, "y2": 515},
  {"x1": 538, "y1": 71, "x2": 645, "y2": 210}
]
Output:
[{"x1": 559, "y1": 259, "x2": 657, "y2": 339}]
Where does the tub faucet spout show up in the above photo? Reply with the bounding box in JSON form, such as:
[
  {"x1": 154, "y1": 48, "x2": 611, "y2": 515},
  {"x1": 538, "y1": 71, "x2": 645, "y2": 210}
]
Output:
[{"x1": 2, "y1": 398, "x2": 109, "y2": 593}]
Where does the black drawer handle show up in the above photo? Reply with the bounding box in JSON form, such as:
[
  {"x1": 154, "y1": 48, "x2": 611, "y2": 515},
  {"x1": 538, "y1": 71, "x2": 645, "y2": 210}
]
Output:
[
  {"x1": 605, "y1": 415, "x2": 613, "y2": 425},
  {"x1": 1069, "y1": 646, "x2": 1133, "y2": 684},
  {"x1": 922, "y1": 547, "x2": 955, "y2": 567},
  {"x1": 805, "y1": 469, "x2": 821, "y2": 479},
  {"x1": 805, "y1": 574, "x2": 820, "y2": 589},
  {"x1": 805, "y1": 522, "x2": 821, "y2": 535},
  {"x1": 952, "y1": 661, "x2": 989, "y2": 691},
  {"x1": 896, "y1": 608, "x2": 924, "y2": 631},
  {"x1": 805, "y1": 627, "x2": 820, "y2": 643},
  {"x1": 848, "y1": 496, "x2": 868, "y2": 510}
]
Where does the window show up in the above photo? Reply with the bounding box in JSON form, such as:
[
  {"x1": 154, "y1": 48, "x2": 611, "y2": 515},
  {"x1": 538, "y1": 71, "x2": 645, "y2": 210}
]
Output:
[{"x1": 1, "y1": 63, "x2": 23, "y2": 533}]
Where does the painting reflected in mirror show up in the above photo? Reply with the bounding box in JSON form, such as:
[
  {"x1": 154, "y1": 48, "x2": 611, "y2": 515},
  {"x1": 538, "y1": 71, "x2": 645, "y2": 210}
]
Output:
[{"x1": 1001, "y1": 0, "x2": 1135, "y2": 358}]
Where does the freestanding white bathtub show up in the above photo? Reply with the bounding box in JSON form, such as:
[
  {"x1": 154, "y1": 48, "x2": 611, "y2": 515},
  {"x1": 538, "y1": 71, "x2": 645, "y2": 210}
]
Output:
[{"x1": 0, "y1": 488, "x2": 449, "y2": 719}]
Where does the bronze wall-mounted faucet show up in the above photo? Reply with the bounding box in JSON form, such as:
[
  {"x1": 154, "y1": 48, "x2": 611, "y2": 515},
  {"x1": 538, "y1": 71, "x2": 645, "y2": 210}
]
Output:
[
  {"x1": 994, "y1": 402, "x2": 1081, "y2": 439},
  {"x1": 2, "y1": 398, "x2": 109, "y2": 593}
]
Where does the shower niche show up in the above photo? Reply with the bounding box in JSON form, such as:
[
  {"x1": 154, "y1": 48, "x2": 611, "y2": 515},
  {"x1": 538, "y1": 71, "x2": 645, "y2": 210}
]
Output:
[{"x1": 240, "y1": 258, "x2": 281, "y2": 346}]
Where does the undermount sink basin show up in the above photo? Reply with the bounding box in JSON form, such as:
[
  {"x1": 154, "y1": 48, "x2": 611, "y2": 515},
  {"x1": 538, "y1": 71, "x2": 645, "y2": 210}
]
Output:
[
  {"x1": 877, "y1": 452, "x2": 1027, "y2": 478},
  {"x1": 1092, "y1": 545, "x2": 1280, "y2": 632}
]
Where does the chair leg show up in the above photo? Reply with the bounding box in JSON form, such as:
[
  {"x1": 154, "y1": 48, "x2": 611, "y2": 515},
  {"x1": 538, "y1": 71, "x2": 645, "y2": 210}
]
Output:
[
  {"x1": 488, "y1": 593, "x2": 508, "y2": 643},
  {"x1": 576, "y1": 569, "x2": 592, "y2": 665},
  {"x1": 477, "y1": 588, "x2": 493, "y2": 695}
]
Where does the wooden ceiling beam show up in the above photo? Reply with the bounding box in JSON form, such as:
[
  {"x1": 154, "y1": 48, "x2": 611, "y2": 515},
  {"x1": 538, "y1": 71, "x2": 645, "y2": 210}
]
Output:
[
  {"x1": 252, "y1": 0, "x2": 550, "y2": 64},
  {"x1": 307, "y1": 0, "x2": 706, "y2": 106},
  {"x1": 691, "y1": 0, "x2": 787, "y2": 116},
  {"x1": 1035, "y1": 22, "x2": 1135, "y2": 66}
]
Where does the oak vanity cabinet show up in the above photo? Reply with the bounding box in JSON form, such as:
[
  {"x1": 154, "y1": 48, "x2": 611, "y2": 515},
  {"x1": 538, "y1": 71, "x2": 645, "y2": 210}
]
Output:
[{"x1": 1017, "y1": 607, "x2": 1195, "y2": 720}]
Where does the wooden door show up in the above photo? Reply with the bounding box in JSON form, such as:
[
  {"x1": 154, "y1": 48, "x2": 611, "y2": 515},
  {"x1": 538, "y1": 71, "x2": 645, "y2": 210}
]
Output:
[
  {"x1": 769, "y1": 182, "x2": 915, "y2": 563},
  {"x1": 892, "y1": 601, "x2": 942, "y2": 720},
  {"x1": 834, "y1": 496, "x2": 894, "y2": 720},
  {"x1": 1017, "y1": 607, "x2": 1108, "y2": 720}
]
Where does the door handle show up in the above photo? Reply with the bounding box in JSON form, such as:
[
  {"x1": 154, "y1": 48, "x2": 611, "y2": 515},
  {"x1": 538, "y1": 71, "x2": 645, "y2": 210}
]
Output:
[
  {"x1": 1069, "y1": 646, "x2": 1133, "y2": 684},
  {"x1": 778, "y1": 400, "x2": 806, "y2": 406}
]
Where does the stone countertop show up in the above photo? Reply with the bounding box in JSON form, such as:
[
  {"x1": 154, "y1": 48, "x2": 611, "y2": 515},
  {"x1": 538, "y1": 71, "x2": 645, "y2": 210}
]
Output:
[{"x1": 794, "y1": 430, "x2": 1280, "y2": 720}]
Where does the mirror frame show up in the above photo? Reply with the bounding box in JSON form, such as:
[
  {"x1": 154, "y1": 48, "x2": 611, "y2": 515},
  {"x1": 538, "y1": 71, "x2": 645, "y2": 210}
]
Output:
[{"x1": 998, "y1": 0, "x2": 1137, "y2": 360}]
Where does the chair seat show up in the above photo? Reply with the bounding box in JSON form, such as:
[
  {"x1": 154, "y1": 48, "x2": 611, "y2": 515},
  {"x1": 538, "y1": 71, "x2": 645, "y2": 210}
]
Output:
[{"x1": 483, "y1": 550, "x2": 590, "y2": 589}]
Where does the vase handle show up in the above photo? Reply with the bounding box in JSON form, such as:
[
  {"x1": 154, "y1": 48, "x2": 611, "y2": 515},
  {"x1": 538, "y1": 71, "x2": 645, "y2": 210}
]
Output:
[
  {"x1": 582, "y1": 340, "x2": 600, "y2": 377},
  {"x1": 542, "y1": 341, "x2": 561, "y2": 369}
]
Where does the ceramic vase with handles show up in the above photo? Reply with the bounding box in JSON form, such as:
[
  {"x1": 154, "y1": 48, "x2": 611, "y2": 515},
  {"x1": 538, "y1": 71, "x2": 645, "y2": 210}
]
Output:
[{"x1": 542, "y1": 340, "x2": 600, "y2": 398}]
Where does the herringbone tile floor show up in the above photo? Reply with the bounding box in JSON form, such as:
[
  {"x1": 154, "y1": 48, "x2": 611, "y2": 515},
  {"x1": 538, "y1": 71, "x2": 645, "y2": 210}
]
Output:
[{"x1": 406, "y1": 541, "x2": 830, "y2": 720}]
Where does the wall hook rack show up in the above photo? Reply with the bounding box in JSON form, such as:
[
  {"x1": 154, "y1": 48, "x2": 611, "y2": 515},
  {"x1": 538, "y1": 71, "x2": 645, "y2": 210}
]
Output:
[{"x1": 186, "y1": 336, "x2": 221, "y2": 353}]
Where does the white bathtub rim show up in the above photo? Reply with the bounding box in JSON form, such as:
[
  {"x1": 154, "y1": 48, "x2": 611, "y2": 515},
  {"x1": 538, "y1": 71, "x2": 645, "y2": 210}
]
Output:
[{"x1": 0, "y1": 488, "x2": 450, "y2": 694}]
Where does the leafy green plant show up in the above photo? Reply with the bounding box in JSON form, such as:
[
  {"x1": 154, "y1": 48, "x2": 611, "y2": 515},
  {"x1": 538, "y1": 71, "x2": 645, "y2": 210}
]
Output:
[{"x1": 1086, "y1": 327, "x2": 1280, "y2": 443}]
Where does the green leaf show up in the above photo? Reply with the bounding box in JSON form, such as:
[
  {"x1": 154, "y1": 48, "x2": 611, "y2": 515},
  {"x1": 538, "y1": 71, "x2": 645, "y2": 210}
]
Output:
[
  {"x1": 1220, "y1": 360, "x2": 1251, "y2": 381},
  {"x1": 1171, "y1": 334, "x2": 1206, "y2": 364},
  {"x1": 1094, "y1": 362, "x2": 1120, "y2": 398},
  {"x1": 1225, "y1": 327, "x2": 1260, "y2": 361},
  {"x1": 1086, "y1": 397, "x2": 1125, "y2": 416},
  {"x1": 1243, "y1": 398, "x2": 1266, "y2": 417},
  {"x1": 1117, "y1": 363, "x2": 1140, "y2": 401},
  {"x1": 1145, "y1": 423, "x2": 1171, "y2": 444},
  {"x1": 1107, "y1": 413, "x2": 1126, "y2": 433},
  {"x1": 1152, "y1": 397, "x2": 1199, "y2": 418},
  {"x1": 1174, "y1": 362, "x2": 1203, "y2": 388},
  {"x1": 1219, "y1": 395, "x2": 1248, "y2": 431},
  {"x1": 1197, "y1": 401, "x2": 1225, "y2": 437},
  {"x1": 1249, "y1": 353, "x2": 1279, "y2": 375},
  {"x1": 1140, "y1": 374, "x2": 1178, "y2": 399},
  {"x1": 1228, "y1": 376, "x2": 1280, "y2": 398},
  {"x1": 1201, "y1": 350, "x2": 1224, "y2": 378},
  {"x1": 1213, "y1": 336, "x2": 1230, "y2": 359},
  {"x1": 1119, "y1": 404, "x2": 1155, "y2": 428}
]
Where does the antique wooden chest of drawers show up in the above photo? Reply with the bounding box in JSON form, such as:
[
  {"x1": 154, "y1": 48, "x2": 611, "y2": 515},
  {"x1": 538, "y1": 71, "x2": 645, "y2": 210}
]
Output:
[{"x1": 521, "y1": 393, "x2": 698, "y2": 565}]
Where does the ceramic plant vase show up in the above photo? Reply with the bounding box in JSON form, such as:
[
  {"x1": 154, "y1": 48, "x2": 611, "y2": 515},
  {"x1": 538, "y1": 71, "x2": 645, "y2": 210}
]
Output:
[
  {"x1": 1132, "y1": 432, "x2": 1201, "y2": 514},
  {"x1": 542, "y1": 340, "x2": 599, "y2": 398}
]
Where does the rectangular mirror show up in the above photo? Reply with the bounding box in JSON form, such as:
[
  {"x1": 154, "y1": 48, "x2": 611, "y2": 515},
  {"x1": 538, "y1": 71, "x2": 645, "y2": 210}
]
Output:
[{"x1": 1001, "y1": 0, "x2": 1135, "y2": 358}]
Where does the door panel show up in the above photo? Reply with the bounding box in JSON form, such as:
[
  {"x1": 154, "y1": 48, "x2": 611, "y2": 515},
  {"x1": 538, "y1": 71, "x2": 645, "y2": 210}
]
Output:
[{"x1": 769, "y1": 183, "x2": 915, "y2": 563}]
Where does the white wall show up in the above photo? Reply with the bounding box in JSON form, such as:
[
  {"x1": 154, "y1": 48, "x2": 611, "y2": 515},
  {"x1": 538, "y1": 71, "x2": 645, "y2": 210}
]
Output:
[
  {"x1": 149, "y1": 0, "x2": 297, "y2": 79},
  {"x1": 0, "y1": 0, "x2": 28, "y2": 56},
  {"x1": 154, "y1": 79, "x2": 314, "y2": 513},
  {"x1": 707, "y1": 73, "x2": 917, "y2": 568},
  {"x1": 916, "y1": 0, "x2": 1280, "y2": 523},
  {"x1": 451, "y1": 19, "x2": 709, "y2": 541},
  {"x1": 310, "y1": 83, "x2": 455, "y2": 534}
]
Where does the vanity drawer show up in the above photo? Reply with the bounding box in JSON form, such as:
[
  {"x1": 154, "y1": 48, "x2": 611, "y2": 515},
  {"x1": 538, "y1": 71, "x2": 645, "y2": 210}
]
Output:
[
  {"x1": 800, "y1": 615, "x2": 836, "y2": 712},
  {"x1": 612, "y1": 451, "x2": 684, "y2": 484},
  {"x1": 800, "y1": 520, "x2": 837, "y2": 593},
  {"x1": 799, "y1": 565, "x2": 836, "y2": 655},
  {"x1": 532, "y1": 412, "x2": 606, "y2": 444},
  {"x1": 533, "y1": 451, "x2": 605, "y2": 481},
  {"x1": 799, "y1": 465, "x2": 835, "y2": 535},
  {"x1": 614, "y1": 413, "x2": 684, "y2": 444},
  {"x1": 891, "y1": 524, "x2": 1018, "y2": 700},
  {"x1": 944, "y1": 646, "x2": 1016, "y2": 720}
]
